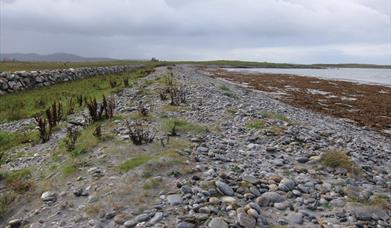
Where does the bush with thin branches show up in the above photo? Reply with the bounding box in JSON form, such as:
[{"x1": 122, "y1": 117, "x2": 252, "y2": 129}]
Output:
[
  {"x1": 34, "y1": 116, "x2": 51, "y2": 143},
  {"x1": 125, "y1": 120, "x2": 156, "y2": 145}
]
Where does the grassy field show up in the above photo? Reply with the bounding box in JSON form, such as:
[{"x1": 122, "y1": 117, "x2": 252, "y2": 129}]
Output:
[
  {"x1": 0, "y1": 60, "x2": 148, "y2": 72},
  {"x1": 2, "y1": 60, "x2": 389, "y2": 72},
  {"x1": 0, "y1": 68, "x2": 149, "y2": 123}
]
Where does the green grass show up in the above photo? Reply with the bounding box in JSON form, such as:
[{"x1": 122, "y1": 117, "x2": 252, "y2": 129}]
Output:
[
  {"x1": 1, "y1": 168, "x2": 32, "y2": 181},
  {"x1": 0, "y1": 69, "x2": 147, "y2": 122},
  {"x1": 246, "y1": 119, "x2": 266, "y2": 129},
  {"x1": 1, "y1": 60, "x2": 388, "y2": 73},
  {"x1": 162, "y1": 104, "x2": 184, "y2": 112},
  {"x1": 62, "y1": 164, "x2": 78, "y2": 177},
  {"x1": 118, "y1": 155, "x2": 154, "y2": 172},
  {"x1": 161, "y1": 118, "x2": 208, "y2": 135},
  {"x1": 0, "y1": 60, "x2": 149, "y2": 72},
  {"x1": 0, "y1": 130, "x2": 39, "y2": 153},
  {"x1": 260, "y1": 111, "x2": 290, "y2": 122}
]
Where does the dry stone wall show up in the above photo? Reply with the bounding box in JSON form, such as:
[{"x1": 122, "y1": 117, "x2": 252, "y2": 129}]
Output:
[{"x1": 0, "y1": 65, "x2": 143, "y2": 95}]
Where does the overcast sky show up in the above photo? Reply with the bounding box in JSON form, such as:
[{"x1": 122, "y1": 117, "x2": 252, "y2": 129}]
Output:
[{"x1": 1, "y1": 0, "x2": 390, "y2": 64}]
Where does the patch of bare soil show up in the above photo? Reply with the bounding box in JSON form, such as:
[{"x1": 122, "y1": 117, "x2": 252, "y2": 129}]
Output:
[{"x1": 209, "y1": 69, "x2": 391, "y2": 133}]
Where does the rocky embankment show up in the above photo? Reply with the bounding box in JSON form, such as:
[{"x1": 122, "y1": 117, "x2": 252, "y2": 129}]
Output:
[
  {"x1": 0, "y1": 64, "x2": 142, "y2": 95},
  {"x1": 2, "y1": 65, "x2": 391, "y2": 228}
]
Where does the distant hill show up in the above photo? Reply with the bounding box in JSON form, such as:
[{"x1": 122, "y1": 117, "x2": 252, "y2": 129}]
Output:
[{"x1": 0, "y1": 53, "x2": 116, "y2": 62}]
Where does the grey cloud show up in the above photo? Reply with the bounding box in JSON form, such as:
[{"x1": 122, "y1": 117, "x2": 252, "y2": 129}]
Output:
[{"x1": 1, "y1": 0, "x2": 390, "y2": 63}]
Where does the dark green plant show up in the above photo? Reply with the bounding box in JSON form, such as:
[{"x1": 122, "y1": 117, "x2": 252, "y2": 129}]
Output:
[
  {"x1": 46, "y1": 101, "x2": 63, "y2": 129},
  {"x1": 67, "y1": 98, "x2": 75, "y2": 115},
  {"x1": 34, "y1": 116, "x2": 51, "y2": 143},
  {"x1": 86, "y1": 98, "x2": 103, "y2": 122},
  {"x1": 123, "y1": 78, "x2": 129, "y2": 87},
  {"x1": 93, "y1": 125, "x2": 102, "y2": 138},
  {"x1": 109, "y1": 78, "x2": 118, "y2": 88},
  {"x1": 77, "y1": 95, "x2": 83, "y2": 107},
  {"x1": 103, "y1": 95, "x2": 115, "y2": 119}
]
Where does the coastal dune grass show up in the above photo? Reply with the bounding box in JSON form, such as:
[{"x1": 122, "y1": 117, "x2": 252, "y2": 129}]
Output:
[{"x1": 0, "y1": 69, "x2": 147, "y2": 123}]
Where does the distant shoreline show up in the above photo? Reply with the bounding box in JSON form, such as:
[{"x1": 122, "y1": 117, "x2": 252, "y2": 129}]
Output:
[{"x1": 1, "y1": 59, "x2": 390, "y2": 72}]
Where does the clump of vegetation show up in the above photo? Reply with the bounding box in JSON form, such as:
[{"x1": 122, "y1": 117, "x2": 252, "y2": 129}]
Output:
[
  {"x1": 125, "y1": 120, "x2": 156, "y2": 145},
  {"x1": 168, "y1": 86, "x2": 187, "y2": 105},
  {"x1": 93, "y1": 125, "x2": 102, "y2": 138},
  {"x1": 0, "y1": 192, "x2": 16, "y2": 217},
  {"x1": 64, "y1": 127, "x2": 81, "y2": 152},
  {"x1": 320, "y1": 150, "x2": 361, "y2": 176},
  {"x1": 219, "y1": 85, "x2": 238, "y2": 98},
  {"x1": 62, "y1": 163, "x2": 78, "y2": 177},
  {"x1": 109, "y1": 78, "x2": 118, "y2": 88},
  {"x1": 123, "y1": 78, "x2": 129, "y2": 87},
  {"x1": 1, "y1": 168, "x2": 33, "y2": 193},
  {"x1": 246, "y1": 119, "x2": 266, "y2": 129},
  {"x1": 155, "y1": 74, "x2": 187, "y2": 105},
  {"x1": 86, "y1": 98, "x2": 103, "y2": 122},
  {"x1": 347, "y1": 191, "x2": 391, "y2": 210},
  {"x1": 66, "y1": 98, "x2": 76, "y2": 115},
  {"x1": 77, "y1": 95, "x2": 84, "y2": 107},
  {"x1": 86, "y1": 95, "x2": 116, "y2": 122},
  {"x1": 226, "y1": 107, "x2": 237, "y2": 115},
  {"x1": 103, "y1": 95, "x2": 116, "y2": 119},
  {"x1": 161, "y1": 118, "x2": 207, "y2": 135},
  {"x1": 158, "y1": 88, "x2": 169, "y2": 101},
  {"x1": 46, "y1": 101, "x2": 63, "y2": 129},
  {"x1": 143, "y1": 178, "x2": 162, "y2": 190},
  {"x1": 34, "y1": 116, "x2": 51, "y2": 143},
  {"x1": 219, "y1": 85, "x2": 231, "y2": 91},
  {"x1": 369, "y1": 195, "x2": 391, "y2": 210},
  {"x1": 118, "y1": 154, "x2": 154, "y2": 172},
  {"x1": 69, "y1": 124, "x2": 102, "y2": 157},
  {"x1": 260, "y1": 111, "x2": 290, "y2": 123},
  {"x1": 268, "y1": 125, "x2": 285, "y2": 136},
  {"x1": 137, "y1": 101, "x2": 149, "y2": 117}
]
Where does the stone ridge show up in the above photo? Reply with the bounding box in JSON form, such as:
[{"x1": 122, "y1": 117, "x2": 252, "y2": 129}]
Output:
[{"x1": 0, "y1": 65, "x2": 143, "y2": 95}]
